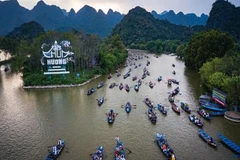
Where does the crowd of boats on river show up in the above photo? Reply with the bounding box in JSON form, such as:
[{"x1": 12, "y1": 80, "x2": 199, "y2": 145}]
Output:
[{"x1": 11, "y1": 50, "x2": 238, "y2": 160}]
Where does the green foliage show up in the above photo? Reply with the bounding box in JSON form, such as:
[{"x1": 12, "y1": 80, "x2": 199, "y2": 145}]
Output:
[
  {"x1": 99, "y1": 35, "x2": 127, "y2": 73},
  {"x1": 208, "y1": 72, "x2": 228, "y2": 91},
  {"x1": 224, "y1": 76, "x2": 240, "y2": 106},
  {"x1": 0, "y1": 37, "x2": 19, "y2": 54},
  {"x1": 199, "y1": 53, "x2": 240, "y2": 106},
  {"x1": 112, "y1": 6, "x2": 204, "y2": 48},
  {"x1": 129, "y1": 39, "x2": 182, "y2": 54},
  {"x1": 6, "y1": 21, "x2": 45, "y2": 41},
  {"x1": 0, "y1": 21, "x2": 45, "y2": 55},
  {"x1": 184, "y1": 30, "x2": 234, "y2": 71},
  {"x1": 175, "y1": 44, "x2": 187, "y2": 58}
]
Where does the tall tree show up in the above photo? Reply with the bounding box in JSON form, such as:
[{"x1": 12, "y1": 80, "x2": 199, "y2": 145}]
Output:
[{"x1": 184, "y1": 30, "x2": 234, "y2": 71}]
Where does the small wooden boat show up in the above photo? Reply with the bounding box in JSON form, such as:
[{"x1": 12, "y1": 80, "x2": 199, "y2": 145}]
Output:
[
  {"x1": 171, "y1": 103, "x2": 180, "y2": 114},
  {"x1": 109, "y1": 83, "x2": 116, "y2": 89},
  {"x1": 149, "y1": 81, "x2": 154, "y2": 88},
  {"x1": 125, "y1": 84, "x2": 130, "y2": 92},
  {"x1": 117, "y1": 72, "x2": 121, "y2": 77},
  {"x1": 141, "y1": 74, "x2": 146, "y2": 79},
  {"x1": 125, "y1": 101, "x2": 132, "y2": 113},
  {"x1": 171, "y1": 79, "x2": 179, "y2": 85},
  {"x1": 123, "y1": 73, "x2": 130, "y2": 79},
  {"x1": 201, "y1": 102, "x2": 226, "y2": 112},
  {"x1": 148, "y1": 108, "x2": 157, "y2": 123},
  {"x1": 157, "y1": 104, "x2": 167, "y2": 115},
  {"x1": 134, "y1": 84, "x2": 139, "y2": 92},
  {"x1": 97, "y1": 82, "x2": 104, "y2": 89},
  {"x1": 156, "y1": 133, "x2": 175, "y2": 160},
  {"x1": 172, "y1": 64, "x2": 175, "y2": 67},
  {"x1": 132, "y1": 76, "x2": 137, "y2": 81},
  {"x1": 171, "y1": 87, "x2": 180, "y2": 96},
  {"x1": 98, "y1": 97, "x2": 104, "y2": 106},
  {"x1": 199, "y1": 94, "x2": 211, "y2": 104},
  {"x1": 188, "y1": 115, "x2": 204, "y2": 127},
  {"x1": 87, "y1": 88, "x2": 95, "y2": 95},
  {"x1": 198, "y1": 129, "x2": 217, "y2": 147},
  {"x1": 167, "y1": 79, "x2": 172, "y2": 86},
  {"x1": 218, "y1": 133, "x2": 240, "y2": 154},
  {"x1": 168, "y1": 95, "x2": 174, "y2": 103},
  {"x1": 138, "y1": 79, "x2": 142, "y2": 86},
  {"x1": 46, "y1": 140, "x2": 65, "y2": 160},
  {"x1": 180, "y1": 102, "x2": 191, "y2": 113},
  {"x1": 114, "y1": 136, "x2": 126, "y2": 160},
  {"x1": 157, "y1": 76, "x2": 162, "y2": 82},
  {"x1": 144, "y1": 97, "x2": 154, "y2": 108},
  {"x1": 209, "y1": 111, "x2": 225, "y2": 116},
  {"x1": 107, "y1": 109, "x2": 115, "y2": 124},
  {"x1": 197, "y1": 109, "x2": 211, "y2": 120},
  {"x1": 108, "y1": 74, "x2": 112, "y2": 79},
  {"x1": 146, "y1": 70, "x2": 150, "y2": 76},
  {"x1": 91, "y1": 146, "x2": 104, "y2": 160},
  {"x1": 119, "y1": 83, "x2": 123, "y2": 90}
]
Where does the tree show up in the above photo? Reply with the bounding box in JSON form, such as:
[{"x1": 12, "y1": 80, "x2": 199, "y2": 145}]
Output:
[
  {"x1": 224, "y1": 76, "x2": 240, "y2": 106},
  {"x1": 176, "y1": 44, "x2": 186, "y2": 58},
  {"x1": 99, "y1": 35, "x2": 127, "y2": 73},
  {"x1": 184, "y1": 30, "x2": 234, "y2": 71}
]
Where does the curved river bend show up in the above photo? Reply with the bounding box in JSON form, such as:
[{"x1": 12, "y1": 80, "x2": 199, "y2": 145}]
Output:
[{"x1": 0, "y1": 50, "x2": 239, "y2": 160}]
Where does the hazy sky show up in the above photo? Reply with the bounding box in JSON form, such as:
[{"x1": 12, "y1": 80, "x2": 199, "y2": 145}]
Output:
[{"x1": 13, "y1": 0, "x2": 240, "y2": 16}]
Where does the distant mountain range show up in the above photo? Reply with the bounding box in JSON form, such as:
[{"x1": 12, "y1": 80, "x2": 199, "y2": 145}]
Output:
[
  {"x1": 152, "y1": 10, "x2": 208, "y2": 27},
  {"x1": 0, "y1": 0, "x2": 123, "y2": 37},
  {"x1": 0, "y1": 0, "x2": 208, "y2": 37}
]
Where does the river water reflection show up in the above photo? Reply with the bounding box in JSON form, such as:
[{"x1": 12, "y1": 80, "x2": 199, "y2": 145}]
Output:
[{"x1": 0, "y1": 50, "x2": 240, "y2": 160}]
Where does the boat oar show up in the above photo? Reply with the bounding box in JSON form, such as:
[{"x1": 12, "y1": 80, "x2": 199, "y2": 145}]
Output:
[
  {"x1": 125, "y1": 147, "x2": 132, "y2": 153},
  {"x1": 65, "y1": 147, "x2": 69, "y2": 150}
]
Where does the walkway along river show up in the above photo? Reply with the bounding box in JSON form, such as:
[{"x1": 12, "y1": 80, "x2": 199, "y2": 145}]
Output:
[{"x1": 0, "y1": 50, "x2": 240, "y2": 160}]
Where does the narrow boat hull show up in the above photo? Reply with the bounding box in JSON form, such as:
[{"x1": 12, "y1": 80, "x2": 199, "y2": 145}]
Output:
[
  {"x1": 218, "y1": 133, "x2": 240, "y2": 154},
  {"x1": 199, "y1": 129, "x2": 217, "y2": 147}
]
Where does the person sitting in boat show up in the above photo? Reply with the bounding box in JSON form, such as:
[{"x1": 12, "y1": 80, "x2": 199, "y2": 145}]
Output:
[
  {"x1": 194, "y1": 119, "x2": 199, "y2": 124},
  {"x1": 57, "y1": 138, "x2": 62, "y2": 149},
  {"x1": 168, "y1": 147, "x2": 173, "y2": 154},
  {"x1": 97, "y1": 150, "x2": 103, "y2": 158},
  {"x1": 161, "y1": 143, "x2": 167, "y2": 151},
  {"x1": 208, "y1": 136, "x2": 213, "y2": 143},
  {"x1": 109, "y1": 109, "x2": 115, "y2": 119},
  {"x1": 52, "y1": 145, "x2": 57, "y2": 156},
  {"x1": 149, "y1": 113, "x2": 153, "y2": 119},
  {"x1": 119, "y1": 145, "x2": 123, "y2": 153}
]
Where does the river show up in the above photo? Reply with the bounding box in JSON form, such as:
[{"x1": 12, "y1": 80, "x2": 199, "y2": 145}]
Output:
[{"x1": 0, "y1": 50, "x2": 239, "y2": 160}]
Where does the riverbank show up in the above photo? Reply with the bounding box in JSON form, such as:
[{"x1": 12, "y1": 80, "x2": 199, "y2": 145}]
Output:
[{"x1": 22, "y1": 74, "x2": 102, "y2": 89}]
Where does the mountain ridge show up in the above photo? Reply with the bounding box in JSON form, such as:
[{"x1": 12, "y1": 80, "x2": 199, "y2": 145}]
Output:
[
  {"x1": 112, "y1": 6, "x2": 204, "y2": 46},
  {"x1": 0, "y1": 0, "x2": 208, "y2": 37}
]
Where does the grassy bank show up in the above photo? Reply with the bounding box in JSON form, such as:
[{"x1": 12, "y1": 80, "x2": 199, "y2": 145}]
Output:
[{"x1": 23, "y1": 69, "x2": 99, "y2": 86}]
